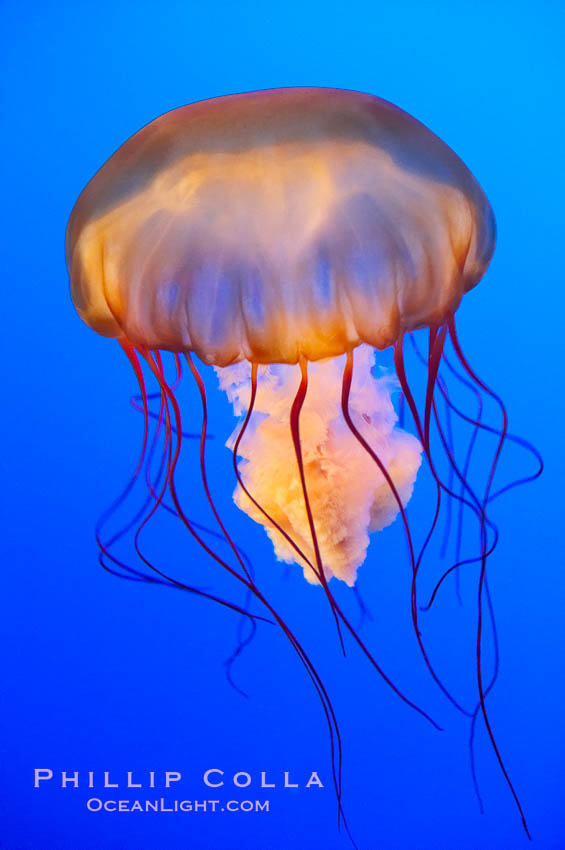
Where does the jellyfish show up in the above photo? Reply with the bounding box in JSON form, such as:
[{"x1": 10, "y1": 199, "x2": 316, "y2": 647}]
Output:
[{"x1": 66, "y1": 87, "x2": 540, "y2": 841}]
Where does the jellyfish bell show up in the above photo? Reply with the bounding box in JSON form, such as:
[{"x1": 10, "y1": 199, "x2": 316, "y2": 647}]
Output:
[
  {"x1": 67, "y1": 87, "x2": 494, "y2": 364},
  {"x1": 67, "y1": 88, "x2": 536, "y2": 839}
]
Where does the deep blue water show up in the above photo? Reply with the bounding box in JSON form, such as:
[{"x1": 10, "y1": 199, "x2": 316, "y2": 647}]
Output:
[{"x1": 2, "y1": 2, "x2": 564, "y2": 848}]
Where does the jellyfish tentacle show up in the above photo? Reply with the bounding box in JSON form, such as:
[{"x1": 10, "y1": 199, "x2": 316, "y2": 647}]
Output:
[
  {"x1": 424, "y1": 325, "x2": 448, "y2": 447},
  {"x1": 439, "y1": 392, "x2": 456, "y2": 563},
  {"x1": 133, "y1": 351, "x2": 258, "y2": 693},
  {"x1": 419, "y1": 392, "x2": 500, "y2": 611},
  {"x1": 428, "y1": 391, "x2": 498, "y2": 600},
  {"x1": 395, "y1": 334, "x2": 486, "y2": 542},
  {"x1": 427, "y1": 342, "x2": 542, "y2": 505},
  {"x1": 145, "y1": 353, "x2": 355, "y2": 842},
  {"x1": 97, "y1": 342, "x2": 171, "y2": 584},
  {"x1": 468, "y1": 574, "x2": 501, "y2": 816},
  {"x1": 289, "y1": 356, "x2": 347, "y2": 656},
  {"x1": 342, "y1": 348, "x2": 471, "y2": 718},
  {"x1": 440, "y1": 351, "x2": 543, "y2": 502},
  {"x1": 409, "y1": 334, "x2": 462, "y2": 578},
  {"x1": 394, "y1": 333, "x2": 444, "y2": 574},
  {"x1": 183, "y1": 350, "x2": 275, "y2": 699},
  {"x1": 415, "y1": 327, "x2": 449, "y2": 571},
  {"x1": 420, "y1": 531, "x2": 498, "y2": 612},
  {"x1": 232, "y1": 362, "x2": 443, "y2": 730},
  {"x1": 412, "y1": 335, "x2": 508, "y2": 819},
  {"x1": 232, "y1": 362, "x2": 311, "y2": 569},
  {"x1": 415, "y1": 477, "x2": 442, "y2": 572},
  {"x1": 448, "y1": 318, "x2": 532, "y2": 841},
  {"x1": 95, "y1": 341, "x2": 159, "y2": 583},
  {"x1": 352, "y1": 585, "x2": 374, "y2": 632},
  {"x1": 396, "y1": 334, "x2": 506, "y2": 817},
  {"x1": 139, "y1": 361, "x2": 255, "y2": 585},
  {"x1": 132, "y1": 357, "x2": 180, "y2": 574},
  {"x1": 172, "y1": 353, "x2": 182, "y2": 389},
  {"x1": 452, "y1": 375, "x2": 483, "y2": 602},
  {"x1": 425, "y1": 366, "x2": 505, "y2": 819},
  {"x1": 96, "y1": 374, "x2": 272, "y2": 623},
  {"x1": 429, "y1": 387, "x2": 503, "y2": 807},
  {"x1": 223, "y1": 612, "x2": 256, "y2": 700},
  {"x1": 94, "y1": 344, "x2": 271, "y2": 621},
  {"x1": 184, "y1": 352, "x2": 254, "y2": 585},
  {"x1": 129, "y1": 354, "x2": 174, "y2": 578},
  {"x1": 130, "y1": 394, "x2": 203, "y2": 439},
  {"x1": 129, "y1": 353, "x2": 209, "y2": 439},
  {"x1": 410, "y1": 331, "x2": 500, "y2": 605},
  {"x1": 143, "y1": 350, "x2": 257, "y2": 590},
  {"x1": 394, "y1": 332, "x2": 425, "y2": 442}
]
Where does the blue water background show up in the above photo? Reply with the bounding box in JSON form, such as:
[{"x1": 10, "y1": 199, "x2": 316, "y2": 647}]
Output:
[{"x1": 1, "y1": 1, "x2": 564, "y2": 848}]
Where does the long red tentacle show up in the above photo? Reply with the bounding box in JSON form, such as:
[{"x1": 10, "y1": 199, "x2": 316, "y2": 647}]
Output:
[
  {"x1": 121, "y1": 348, "x2": 270, "y2": 621},
  {"x1": 141, "y1": 351, "x2": 355, "y2": 840},
  {"x1": 448, "y1": 319, "x2": 531, "y2": 839},
  {"x1": 289, "y1": 357, "x2": 347, "y2": 655},
  {"x1": 341, "y1": 348, "x2": 470, "y2": 717},
  {"x1": 95, "y1": 341, "x2": 153, "y2": 583},
  {"x1": 184, "y1": 352, "x2": 253, "y2": 584}
]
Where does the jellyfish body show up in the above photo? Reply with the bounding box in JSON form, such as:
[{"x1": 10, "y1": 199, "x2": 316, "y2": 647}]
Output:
[
  {"x1": 67, "y1": 87, "x2": 494, "y2": 364},
  {"x1": 67, "y1": 88, "x2": 536, "y2": 840},
  {"x1": 67, "y1": 87, "x2": 494, "y2": 585}
]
